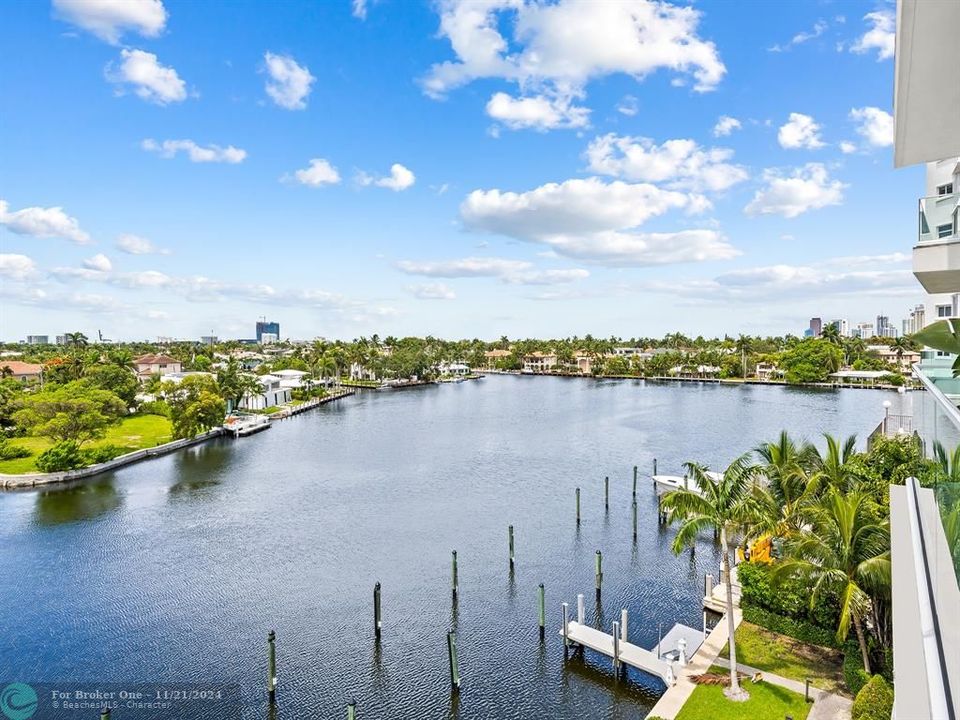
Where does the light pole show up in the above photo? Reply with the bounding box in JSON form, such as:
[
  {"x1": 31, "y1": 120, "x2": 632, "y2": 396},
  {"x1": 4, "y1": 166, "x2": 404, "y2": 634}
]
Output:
[{"x1": 883, "y1": 400, "x2": 892, "y2": 435}]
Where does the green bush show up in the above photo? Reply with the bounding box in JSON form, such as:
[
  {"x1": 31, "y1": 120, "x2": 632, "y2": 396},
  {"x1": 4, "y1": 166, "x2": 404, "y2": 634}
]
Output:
[
  {"x1": 741, "y1": 605, "x2": 840, "y2": 649},
  {"x1": 0, "y1": 439, "x2": 31, "y2": 460},
  {"x1": 851, "y1": 675, "x2": 893, "y2": 720},
  {"x1": 35, "y1": 441, "x2": 88, "y2": 472},
  {"x1": 83, "y1": 444, "x2": 127, "y2": 464},
  {"x1": 738, "y1": 561, "x2": 840, "y2": 630},
  {"x1": 138, "y1": 400, "x2": 171, "y2": 417},
  {"x1": 843, "y1": 640, "x2": 871, "y2": 695}
]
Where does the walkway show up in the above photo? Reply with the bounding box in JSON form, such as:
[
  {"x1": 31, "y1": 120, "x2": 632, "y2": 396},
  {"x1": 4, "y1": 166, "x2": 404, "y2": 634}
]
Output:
[{"x1": 713, "y1": 657, "x2": 852, "y2": 720}]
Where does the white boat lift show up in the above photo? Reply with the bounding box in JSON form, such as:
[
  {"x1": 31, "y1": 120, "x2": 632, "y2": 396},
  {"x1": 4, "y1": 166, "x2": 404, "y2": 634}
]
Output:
[{"x1": 560, "y1": 595, "x2": 704, "y2": 687}]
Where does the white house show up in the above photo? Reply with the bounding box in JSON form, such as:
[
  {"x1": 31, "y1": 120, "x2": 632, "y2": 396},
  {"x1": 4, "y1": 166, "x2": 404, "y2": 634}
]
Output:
[
  {"x1": 521, "y1": 352, "x2": 557, "y2": 373},
  {"x1": 271, "y1": 368, "x2": 311, "y2": 390},
  {"x1": 134, "y1": 353, "x2": 182, "y2": 379},
  {"x1": 240, "y1": 374, "x2": 292, "y2": 410}
]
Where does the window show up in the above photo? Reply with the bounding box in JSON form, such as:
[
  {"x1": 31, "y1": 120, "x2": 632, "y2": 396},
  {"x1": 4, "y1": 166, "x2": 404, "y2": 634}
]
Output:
[
  {"x1": 937, "y1": 182, "x2": 954, "y2": 196},
  {"x1": 937, "y1": 223, "x2": 954, "y2": 239},
  {"x1": 936, "y1": 305, "x2": 953, "y2": 317}
]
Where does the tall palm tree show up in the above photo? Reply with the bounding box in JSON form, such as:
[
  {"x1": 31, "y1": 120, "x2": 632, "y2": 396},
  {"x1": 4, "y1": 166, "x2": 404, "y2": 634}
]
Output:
[
  {"x1": 821, "y1": 324, "x2": 842, "y2": 346},
  {"x1": 661, "y1": 454, "x2": 760, "y2": 701},
  {"x1": 65, "y1": 331, "x2": 89, "y2": 349},
  {"x1": 753, "y1": 432, "x2": 820, "y2": 536},
  {"x1": 774, "y1": 489, "x2": 890, "y2": 673},
  {"x1": 811, "y1": 434, "x2": 859, "y2": 491}
]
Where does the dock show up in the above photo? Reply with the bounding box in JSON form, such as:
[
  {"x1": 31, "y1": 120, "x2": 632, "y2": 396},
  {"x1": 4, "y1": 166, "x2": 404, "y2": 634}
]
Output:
[{"x1": 560, "y1": 598, "x2": 704, "y2": 686}]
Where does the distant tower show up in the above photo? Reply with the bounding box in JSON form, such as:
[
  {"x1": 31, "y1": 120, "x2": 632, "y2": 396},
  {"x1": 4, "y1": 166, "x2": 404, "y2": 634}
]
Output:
[
  {"x1": 255, "y1": 318, "x2": 280, "y2": 343},
  {"x1": 809, "y1": 317, "x2": 822, "y2": 337}
]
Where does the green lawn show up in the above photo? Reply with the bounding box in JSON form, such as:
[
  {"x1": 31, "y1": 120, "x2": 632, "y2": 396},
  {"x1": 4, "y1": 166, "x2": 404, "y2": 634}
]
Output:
[
  {"x1": 676, "y1": 666, "x2": 811, "y2": 720},
  {"x1": 0, "y1": 414, "x2": 173, "y2": 474},
  {"x1": 719, "y1": 622, "x2": 846, "y2": 695}
]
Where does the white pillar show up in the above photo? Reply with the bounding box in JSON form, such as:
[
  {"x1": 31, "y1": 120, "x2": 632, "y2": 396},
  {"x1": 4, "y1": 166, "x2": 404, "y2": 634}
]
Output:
[
  {"x1": 620, "y1": 609, "x2": 628, "y2": 642},
  {"x1": 576, "y1": 593, "x2": 585, "y2": 625},
  {"x1": 678, "y1": 637, "x2": 688, "y2": 666}
]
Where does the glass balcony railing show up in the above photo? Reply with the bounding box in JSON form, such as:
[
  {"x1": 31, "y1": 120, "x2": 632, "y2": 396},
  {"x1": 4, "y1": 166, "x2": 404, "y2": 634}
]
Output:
[{"x1": 918, "y1": 192, "x2": 959, "y2": 244}]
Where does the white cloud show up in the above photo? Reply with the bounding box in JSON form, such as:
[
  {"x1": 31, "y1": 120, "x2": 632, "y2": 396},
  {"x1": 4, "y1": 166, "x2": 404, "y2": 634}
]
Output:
[
  {"x1": 105, "y1": 49, "x2": 187, "y2": 105},
  {"x1": 358, "y1": 163, "x2": 416, "y2": 191},
  {"x1": 460, "y1": 177, "x2": 736, "y2": 266},
  {"x1": 407, "y1": 283, "x2": 456, "y2": 300},
  {"x1": 712, "y1": 115, "x2": 741, "y2": 137},
  {"x1": 263, "y1": 52, "x2": 315, "y2": 110},
  {"x1": 53, "y1": 0, "x2": 167, "y2": 44},
  {"x1": 744, "y1": 164, "x2": 846, "y2": 218},
  {"x1": 292, "y1": 158, "x2": 341, "y2": 187},
  {"x1": 396, "y1": 257, "x2": 590, "y2": 285},
  {"x1": 116, "y1": 233, "x2": 168, "y2": 255},
  {"x1": 777, "y1": 113, "x2": 825, "y2": 150},
  {"x1": 585, "y1": 134, "x2": 748, "y2": 192},
  {"x1": 83, "y1": 253, "x2": 112, "y2": 272},
  {"x1": 839, "y1": 141, "x2": 857, "y2": 155},
  {"x1": 0, "y1": 254, "x2": 38, "y2": 280},
  {"x1": 485, "y1": 92, "x2": 590, "y2": 130},
  {"x1": 849, "y1": 106, "x2": 893, "y2": 147},
  {"x1": 616, "y1": 95, "x2": 639, "y2": 117},
  {"x1": 0, "y1": 199, "x2": 91, "y2": 244},
  {"x1": 423, "y1": 0, "x2": 725, "y2": 128},
  {"x1": 768, "y1": 20, "x2": 827, "y2": 52},
  {"x1": 142, "y1": 138, "x2": 247, "y2": 163},
  {"x1": 850, "y1": 11, "x2": 895, "y2": 61},
  {"x1": 352, "y1": 0, "x2": 367, "y2": 20}
]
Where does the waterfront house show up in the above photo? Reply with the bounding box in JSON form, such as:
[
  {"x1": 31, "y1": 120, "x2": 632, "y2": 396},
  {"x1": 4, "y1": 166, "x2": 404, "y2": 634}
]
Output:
[
  {"x1": 573, "y1": 352, "x2": 593, "y2": 374},
  {"x1": 866, "y1": 344, "x2": 921, "y2": 372},
  {"x1": 134, "y1": 353, "x2": 183, "y2": 380},
  {"x1": 483, "y1": 349, "x2": 512, "y2": 369},
  {"x1": 754, "y1": 362, "x2": 782, "y2": 381},
  {"x1": 158, "y1": 371, "x2": 215, "y2": 386},
  {"x1": 349, "y1": 362, "x2": 378, "y2": 381},
  {"x1": 0, "y1": 360, "x2": 43, "y2": 383},
  {"x1": 240, "y1": 374, "x2": 292, "y2": 410},
  {"x1": 521, "y1": 351, "x2": 557, "y2": 373},
  {"x1": 438, "y1": 361, "x2": 471, "y2": 377},
  {"x1": 271, "y1": 368, "x2": 311, "y2": 390}
]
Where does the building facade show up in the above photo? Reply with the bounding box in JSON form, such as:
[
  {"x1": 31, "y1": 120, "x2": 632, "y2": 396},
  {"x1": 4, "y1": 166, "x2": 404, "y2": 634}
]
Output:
[{"x1": 255, "y1": 321, "x2": 280, "y2": 343}]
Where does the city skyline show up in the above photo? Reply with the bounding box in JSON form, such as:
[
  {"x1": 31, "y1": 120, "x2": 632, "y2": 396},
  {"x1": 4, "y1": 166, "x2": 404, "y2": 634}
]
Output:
[{"x1": 1, "y1": 0, "x2": 926, "y2": 341}]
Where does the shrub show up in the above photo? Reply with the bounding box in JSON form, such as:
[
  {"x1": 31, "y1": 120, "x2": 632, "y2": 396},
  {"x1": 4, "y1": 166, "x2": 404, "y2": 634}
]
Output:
[
  {"x1": 0, "y1": 439, "x2": 31, "y2": 460},
  {"x1": 741, "y1": 605, "x2": 840, "y2": 649},
  {"x1": 138, "y1": 400, "x2": 171, "y2": 418},
  {"x1": 738, "y1": 561, "x2": 840, "y2": 630},
  {"x1": 843, "y1": 639, "x2": 871, "y2": 695},
  {"x1": 83, "y1": 444, "x2": 127, "y2": 464},
  {"x1": 851, "y1": 675, "x2": 893, "y2": 720},
  {"x1": 35, "y1": 441, "x2": 88, "y2": 472}
]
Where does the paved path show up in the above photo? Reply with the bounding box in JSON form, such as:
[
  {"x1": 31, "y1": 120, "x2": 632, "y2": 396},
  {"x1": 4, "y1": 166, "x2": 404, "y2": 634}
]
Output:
[{"x1": 714, "y1": 657, "x2": 852, "y2": 720}]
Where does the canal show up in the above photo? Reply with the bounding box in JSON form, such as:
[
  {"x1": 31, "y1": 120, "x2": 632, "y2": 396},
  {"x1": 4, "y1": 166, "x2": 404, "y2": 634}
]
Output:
[{"x1": 0, "y1": 376, "x2": 903, "y2": 719}]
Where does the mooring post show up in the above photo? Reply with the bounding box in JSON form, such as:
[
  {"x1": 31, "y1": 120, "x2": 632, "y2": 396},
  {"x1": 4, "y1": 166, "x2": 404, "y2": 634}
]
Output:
[
  {"x1": 576, "y1": 593, "x2": 585, "y2": 624},
  {"x1": 451, "y1": 550, "x2": 459, "y2": 601},
  {"x1": 267, "y1": 629, "x2": 277, "y2": 704},
  {"x1": 703, "y1": 609, "x2": 707, "y2": 637},
  {"x1": 612, "y1": 620, "x2": 621, "y2": 675},
  {"x1": 537, "y1": 583, "x2": 546, "y2": 640},
  {"x1": 631, "y1": 500, "x2": 637, "y2": 541},
  {"x1": 604, "y1": 476, "x2": 609, "y2": 510},
  {"x1": 632, "y1": 465, "x2": 637, "y2": 499},
  {"x1": 561, "y1": 602, "x2": 570, "y2": 652},
  {"x1": 653, "y1": 457, "x2": 658, "y2": 477},
  {"x1": 657, "y1": 622, "x2": 662, "y2": 659},
  {"x1": 594, "y1": 550, "x2": 603, "y2": 599},
  {"x1": 620, "y1": 608, "x2": 628, "y2": 643},
  {"x1": 508, "y1": 525, "x2": 515, "y2": 570},
  {"x1": 575, "y1": 487, "x2": 581, "y2": 525},
  {"x1": 347, "y1": 701, "x2": 356, "y2": 720},
  {"x1": 100, "y1": 710, "x2": 111, "y2": 720},
  {"x1": 447, "y1": 631, "x2": 461, "y2": 691},
  {"x1": 374, "y1": 581, "x2": 382, "y2": 639}
]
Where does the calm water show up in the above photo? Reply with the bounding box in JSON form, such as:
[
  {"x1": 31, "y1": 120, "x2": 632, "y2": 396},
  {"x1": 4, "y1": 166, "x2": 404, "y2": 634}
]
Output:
[{"x1": 0, "y1": 376, "x2": 904, "y2": 719}]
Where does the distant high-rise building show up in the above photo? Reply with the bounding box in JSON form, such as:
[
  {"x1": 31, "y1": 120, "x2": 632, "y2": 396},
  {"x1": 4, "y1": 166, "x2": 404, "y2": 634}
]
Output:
[
  {"x1": 855, "y1": 322, "x2": 874, "y2": 338},
  {"x1": 828, "y1": 319, "x2": 850, "y2": 337},
  {"x1": 256, "y1": 320, "x2": 280, "y2": 343},
  {"x1": 808, "y1": 317, "x2": 822, "y2": 337},
  {"x1": 201, "y1": 335, "x2": 218, "y2": 345},
  {"x1": 876, "y1": 315, "x2": 891, "y2": 337},
  {"x1": 55, "y1": 335, "x2": 67, "y2": 345},
  {"x1": 905, "y1": 304, "x2": 926, "y2": 334},
  {"x1": 26, "y1": 335, "x2": 48, "y2": 345}
]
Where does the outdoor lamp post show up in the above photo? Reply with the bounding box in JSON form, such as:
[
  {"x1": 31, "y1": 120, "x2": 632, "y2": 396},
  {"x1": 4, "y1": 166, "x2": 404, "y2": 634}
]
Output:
[{"x1": 883, "y1": 400, "x2": 892, "y2": 434}]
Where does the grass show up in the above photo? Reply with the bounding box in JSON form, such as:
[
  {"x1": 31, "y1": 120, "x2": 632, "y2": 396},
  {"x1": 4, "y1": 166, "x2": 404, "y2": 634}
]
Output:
[
  {"x1": 0, "y1": 414, "x2": 173, "y2": 474},
  {"x1": 675, "y1": 665, "x2": 811, "y2": 720},
  {"x1": 719, "y1": 622, "x2": 846, "y2": 695}
]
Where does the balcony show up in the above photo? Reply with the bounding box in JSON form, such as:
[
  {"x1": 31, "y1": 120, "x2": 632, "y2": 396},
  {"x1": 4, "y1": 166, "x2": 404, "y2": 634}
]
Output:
[{"x1": 914, "y1": 192, "x2": 960, "y2": 293}]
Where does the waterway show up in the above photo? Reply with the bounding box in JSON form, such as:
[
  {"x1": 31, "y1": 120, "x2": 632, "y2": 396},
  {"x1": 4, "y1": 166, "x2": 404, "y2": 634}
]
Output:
[{"x1": 0, "y1": 376, "x2": 905, "y2": 719}]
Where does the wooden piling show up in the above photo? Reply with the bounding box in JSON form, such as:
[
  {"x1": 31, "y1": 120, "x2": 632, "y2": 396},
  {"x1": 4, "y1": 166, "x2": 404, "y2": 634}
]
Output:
[
  {"x1": 594, "y1": 550, "x2": 603, "y2": 599},
  {"x1": 347, "y1": 701, "x2": 356, "y2": 720},
  {"x1": 612, "y1": 620, "x2": 621, "y2": 674},
  {"x1": 374, "y1": 581, "x2": 382, "y2": 640},
  {"x1": 267, "y1": 630, "x2": 277, "y2": 704},
  {"x1": 653, "y1": 458, "x2": 658, "y2": 476},
  {"x1": 508, "y1": 525, "x2": 515, "y2": 570},
  {"x1": 100, "y1": 711, "x2": 111, "y2": 720},
  {"x1": 451, "y1": 550, "x2": 459, "y2": 601},
  {"x1": 632, "y1": 465, "x2": 637, "y2": 499},
  {"x1": 447, "y1": 631, "x2": 461, "y2": 690},
  {"x1": 620, "y1": 608, "x2": 628, "y2": 642},
  {"x1": 604, "y1": 476, "x2": 609, "y2": 510},
  {"x1": 537, "y1": 583, "x2": 546, "y2": 640},
  {"x1": 575, "y1": 487, "x2": 581, "y2": 524},
  {"x1": 577, "y1": 593, "x2": 585, "y2": 624},
  {"x1": 631, "y1": 500, "x2": 637, "y2": 541},
  {"x1": 562, "y1": 602, "x2": 569, "y2": 652}
]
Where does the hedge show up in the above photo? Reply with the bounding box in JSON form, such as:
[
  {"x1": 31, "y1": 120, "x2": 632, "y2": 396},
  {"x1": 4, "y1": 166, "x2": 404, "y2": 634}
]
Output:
[
  {"x1": 843, "y1": 640, "x2": 871, "y2": 696},
  {"x1": 737, "y1": 561, "x2": 840, "y2": 630},
  {"x1": 741, "y1": 604, "x2": 840, "y2": 649},
  {"x1": 851, "y1": 675, "x2": 893, "y2": 720}
]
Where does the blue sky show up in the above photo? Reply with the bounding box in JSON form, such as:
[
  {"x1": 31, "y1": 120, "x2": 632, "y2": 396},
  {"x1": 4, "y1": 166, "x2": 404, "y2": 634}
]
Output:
[{"x1": 0, "y1": 0, "x2": 923, "y2": 341}]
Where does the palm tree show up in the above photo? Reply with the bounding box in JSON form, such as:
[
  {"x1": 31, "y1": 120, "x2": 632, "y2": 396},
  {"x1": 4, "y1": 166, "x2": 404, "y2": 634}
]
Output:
[
  {"x1": 811, "y1": 434, "x2": 860, "y2": 491},
  {"x1": 65, "y1": 331, "x2": 89, "y2": 349},
  {"x1": 661, "y1": 454, "x2": 760, "y2": 701},
  {"x1": 844, "y1": 336, "x2": 867, "y2": 365},
  {"x1": 820, "y1": 324, "x2": 842, "y2": 346},
  {"x1": 753, "y1": 432, "x2": 820, "y2": 536},
  {"x1": 774, "y1": 489, "x2": 890, "y2": 673}
]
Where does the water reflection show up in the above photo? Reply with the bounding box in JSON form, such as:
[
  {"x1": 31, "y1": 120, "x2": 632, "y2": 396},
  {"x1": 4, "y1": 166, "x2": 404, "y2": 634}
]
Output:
[{"x1": 33, "y1": 478, "x2": 120, "y2": 525}]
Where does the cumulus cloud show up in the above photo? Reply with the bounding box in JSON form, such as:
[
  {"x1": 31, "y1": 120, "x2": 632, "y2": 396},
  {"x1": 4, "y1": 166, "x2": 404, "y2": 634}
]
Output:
[
  {"x1": 116, "y1": 233, "x2": 169, "y2": 255},
  {"x1": 777, "y1": 113, "x2": 825, "y2": 150},
  {"x1": 422, "y1": 0, "x2": 725, "y2": 129},
  {"x1": 263, "y1": 52, "x2": 315, "y2": 110},
  {"x1": 485, "y1": 92, "x2": 590, "y2": 130},
  {"x1": 768, "y1": 19, "x2": 827, "y2": 52},
  {"x1": 105, "y1": 49, "x2": 187, "y2": 105},
  {"x1": 53, "y1": 0, "x2": 167, "y2": 44},
  {"x1": 616, "y1": 95, "x2": 639, "y2": 117},
  {"x1": 585, "y1": 134, "x2": 748, "y2": 192},
  {"x1": 0, "y1": 199, "x2": 91, "y2": 244},
  {"x1": 407, "y1": 283, "x2": 456, "y2": 300},
  {"x1": 0, "y1": 254, "x2": 38, "y2": 280},
  {"x1": 850, "y1": 11, "x2": 895, "y2": 60},
  {"x1": 142, "y1": 138, "x2": 247, "y2": 163},
  {"x1": 849, "y1": 106, "x2": 893, "y2": 147},
  {"x1": 397, "y1": 256, "x2": 590, "y2": 285},
  {"x1": 459, "y1": 177, "x2": 736, "y2": 266},
  {"x1": 712, "y1": 115, "x2": 741, "y2": 137},
  {"x1": 839, "y1": 141, "x2": 858, "y2": 155},
  {"x1": 291, "y1": 158, "x2": 341, "y2": 187},
  {"x1": 744, "y1": 164, "x2": 846, "y2": 218},
  {"x1": 83, "y1": 253, "x2": 112, "y2": 272},
  {"x1": 358, "y1": 163, "x2": 416, "y2": 191},
  {"x1": 352, "y1": 0, "x2": 367, "y2": 20}
]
